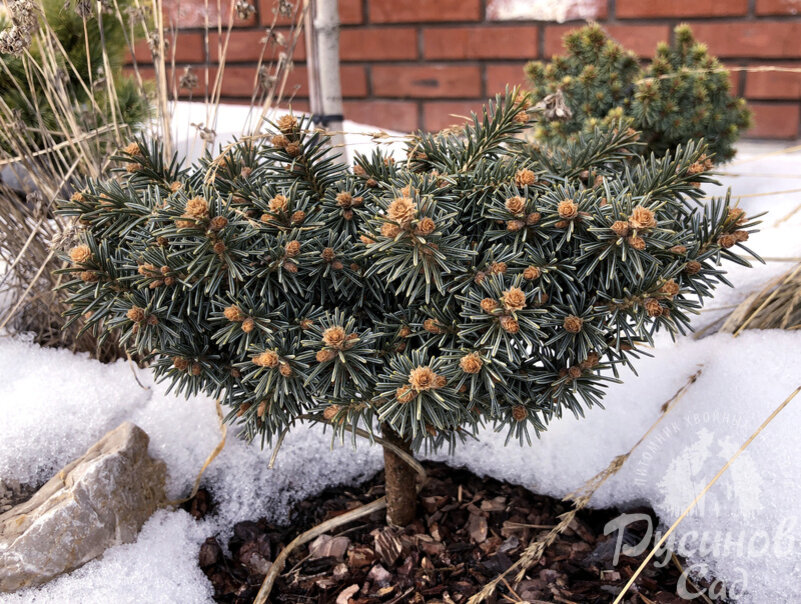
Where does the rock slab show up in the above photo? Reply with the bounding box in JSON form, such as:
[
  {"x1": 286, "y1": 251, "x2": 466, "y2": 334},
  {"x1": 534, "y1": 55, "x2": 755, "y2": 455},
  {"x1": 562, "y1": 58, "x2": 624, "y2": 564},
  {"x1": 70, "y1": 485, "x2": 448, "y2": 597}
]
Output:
[{"x1": 0, "y1": 422, "x2": 167, "y2": 592}]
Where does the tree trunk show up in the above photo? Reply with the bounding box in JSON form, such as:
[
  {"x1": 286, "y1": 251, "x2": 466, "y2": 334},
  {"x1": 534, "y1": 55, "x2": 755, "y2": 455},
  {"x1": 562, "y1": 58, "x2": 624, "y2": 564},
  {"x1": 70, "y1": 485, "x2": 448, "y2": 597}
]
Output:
[{"x1": 381, "y1": 424, "x2": 417, "y2": 526}]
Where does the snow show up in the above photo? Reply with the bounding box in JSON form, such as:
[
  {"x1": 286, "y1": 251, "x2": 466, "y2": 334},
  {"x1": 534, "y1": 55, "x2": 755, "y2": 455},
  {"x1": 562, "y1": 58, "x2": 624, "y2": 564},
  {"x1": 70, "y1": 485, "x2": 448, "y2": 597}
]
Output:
[{"x1": 1, "y1": 110, "x2": 801, "y2": 602}]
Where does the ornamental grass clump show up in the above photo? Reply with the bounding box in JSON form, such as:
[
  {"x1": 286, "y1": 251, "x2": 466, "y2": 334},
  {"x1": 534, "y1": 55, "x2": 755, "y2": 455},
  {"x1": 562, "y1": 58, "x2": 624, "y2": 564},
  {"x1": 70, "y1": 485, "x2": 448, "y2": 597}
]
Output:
[
  {"x1": 57, "y1": 90, "x2": 759, "y2": 526},
  {"x1": 526, "y1": 23, "x2": 751, "y2": 162}
]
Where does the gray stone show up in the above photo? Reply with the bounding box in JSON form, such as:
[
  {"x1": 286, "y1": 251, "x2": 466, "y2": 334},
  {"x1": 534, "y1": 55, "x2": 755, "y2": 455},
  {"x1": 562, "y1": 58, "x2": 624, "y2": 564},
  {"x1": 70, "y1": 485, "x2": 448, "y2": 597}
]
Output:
[{"x1": 0, "y1": 422, "x2": 167, "y2": 592}]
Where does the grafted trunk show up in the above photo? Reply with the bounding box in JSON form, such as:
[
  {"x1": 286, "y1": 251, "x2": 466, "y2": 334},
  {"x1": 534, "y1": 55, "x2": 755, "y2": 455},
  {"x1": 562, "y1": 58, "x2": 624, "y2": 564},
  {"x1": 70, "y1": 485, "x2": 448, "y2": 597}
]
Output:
[{"x1": 381, "y1": 424, "x2": 417, "y2": 526}]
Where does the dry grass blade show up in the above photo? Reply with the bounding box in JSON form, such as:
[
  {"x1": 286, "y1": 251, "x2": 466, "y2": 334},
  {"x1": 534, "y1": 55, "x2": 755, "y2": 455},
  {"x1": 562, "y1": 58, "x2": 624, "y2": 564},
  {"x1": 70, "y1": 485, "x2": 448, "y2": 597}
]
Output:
[{"x1": 613, "y1": 384, "x2": 801, "y2": 604}]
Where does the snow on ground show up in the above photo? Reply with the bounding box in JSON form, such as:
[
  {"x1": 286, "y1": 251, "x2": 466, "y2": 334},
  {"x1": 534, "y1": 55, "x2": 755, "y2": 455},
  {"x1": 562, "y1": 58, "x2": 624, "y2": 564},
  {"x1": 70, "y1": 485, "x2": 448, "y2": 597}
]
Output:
[{"x1": 1, "y1": 113, "x2": 800, "y2": 602}]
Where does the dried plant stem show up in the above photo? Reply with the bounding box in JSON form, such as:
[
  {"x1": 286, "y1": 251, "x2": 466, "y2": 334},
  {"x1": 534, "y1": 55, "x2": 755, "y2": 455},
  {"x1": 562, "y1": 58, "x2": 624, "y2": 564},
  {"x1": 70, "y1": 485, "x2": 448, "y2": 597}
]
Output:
[
  {"x1": 468, "y1": 369, "x2": 703, "y2": 604},
  {"x1": 613, "y1": 385, "x2": 801, "y2": 604}
]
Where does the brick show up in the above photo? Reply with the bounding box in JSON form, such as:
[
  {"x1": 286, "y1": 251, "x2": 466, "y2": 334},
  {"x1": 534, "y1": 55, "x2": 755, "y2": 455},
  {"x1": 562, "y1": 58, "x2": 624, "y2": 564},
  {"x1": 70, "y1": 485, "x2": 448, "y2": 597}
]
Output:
[
  {"x1": 756, "y1": 0, "x2": 801, "y2": 15},
  {"x1": 690, "y1": 22, "x2": 801, "y2": 58},
  {"x1": 368, "y1": 0, "x2": 481, "y2": 23},
  {"x1": 487, "y1": 0, "x2": 607, "y2": 21},
  {"x1": 616, "y1": 0, "x2": 748, "y2": 18},
  {"x1": 340, "y1": 28, "x2": 418, "y2": 61},
  {"x1": 162, "y1": 0, "x2": 256, "y2": 28},
  {"x1": 339, "y1": 0, "x2": 364, "y2": 24},
  {"x1": 283, "y1": 65, "x2": 369, "y2": 98},
  {"x1": 746, "y1": 102, "x2": 800, "y2": 138},
  {"x1": 423, "y1": 101, "x2": 483, "y2": 132},
  {"x1": 209, "y1": 30, "x2": 305, "y2": 62},
  {"x1": 131, "y1": 32, "x2": 204, "y2": 64},
  {"x1": 485, "y1": 63, "x2": 528, "y2": 96},
  {"x1": 343, "y1": 100, "x2": 419, "y2": 131},
  {"x1": 372, "y1": 64, "x2": 482, "y2": 98},
  {"x1": 745, "y1": 63, "x2": 801, "y2": 99},
  {"x1": 423, "y1": 26, "x2": 538, "y2": 60},
  {"x1": 544, "y1": 24, "x2": 669, "y2": 58}
]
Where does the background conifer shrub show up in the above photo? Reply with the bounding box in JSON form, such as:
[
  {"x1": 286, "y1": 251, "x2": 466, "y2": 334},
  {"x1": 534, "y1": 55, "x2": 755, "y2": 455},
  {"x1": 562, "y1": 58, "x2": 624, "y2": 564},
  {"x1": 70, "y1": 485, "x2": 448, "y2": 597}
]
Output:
[
  {"x1": 57, "y1": 91, "x2": 759, "y2": 524},
  {"x1": 526, "y1": 24, "x2": 752, "y2": 162}
]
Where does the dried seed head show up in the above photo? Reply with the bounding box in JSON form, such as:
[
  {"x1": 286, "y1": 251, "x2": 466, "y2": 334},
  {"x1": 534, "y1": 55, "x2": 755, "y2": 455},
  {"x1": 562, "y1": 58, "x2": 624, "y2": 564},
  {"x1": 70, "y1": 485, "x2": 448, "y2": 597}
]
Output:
[
  {"x1": 423, "y1": 318, "x2": 443, "y2": 334},
  {"x1": 209, "y1": 216, "x2": 228, "y2": 231},
  {"x1": 387, "y1": 197, "x2": 417, "y2": 226},
  {"x1": 717, "y1": 233, "x2": 737, "y2": 249},
  {"x1": 224, "y1": 305, "x2": 245, "y2": 322},
  {"x1": 323, "y1": 405, "x2": 340, "y2": 421},
  {"x1": 271, "y1": 134, "x2": 288, "y2": 148},
  {"x1": 336, "y1": 192, "x2": 353, "y2": 208},
  {"x1": 628, "y1": 206, "x2": 656, "y2": 230},
  {"x1": 283, "y1": 261, "x2": 298, "y2": 273},
  {"x1": 191, "y1": 362, "x2": 202, "y2": 376},
  {"x1": 499, "y1": 316, "x2": 520, "y2": 333},
  {"x1": 269, "y1": 194, "x2": 289, "y2": 213},
  {"x1": 398, "y1": 326, "x2": 411, "y2": 338},
  {"x1": 501, "y1": 286, "x2": 527, "y2": 312},
  {"x1": 127, "y1": 306, "x2": 146, "y2": 323},
  {"x1": 396, "y1": 386, "x2": 415, "y2": 403},
  {"x1": 172, "y1": 357, "x2": 189, "y2": 371},
  {"x1": 321, "y1": 247, "x2": 336, "y2": 262},
  {"x1": 514, "y1": 169, "x2": 537, "y2": 186},
  {"x1": 627, "y1": 235, "x2": 646, "y2": 250},
  {"x1": 685, "y1": 260, "x2": 702, "y2": 275},
  {"x1": 277, "y1": 114, "x2": 298, "y2": 133},
  {"x1": 70, "y1": 191, "x2": 85, "y2": 202},
  {"x1": 80, "y1": 271, "x2": 98, "y2": 283},
  {"x1": 489, "y1": 261, "x2": 507, "y2": 274},
  {"x1": 342, "y1": 209, "x2": 354, "y2": 221},
  {"x1": 506, "y1": 220, "x2": 524, "y2": 231},
  {"x1": 285, "y1": 142, "x2": 301, "y2": 157},
  {"x1": 568, "y1": 365, "x2": 582, "y2": 379},
  {"x1": 505, "y1": 196, "x2": 526, "y2": 215},
  {"x1": 563, "y1": 315, "x2": 583, "y2": 333},
  {"x1": 659, "y1": 279, "x2": 680, "y2": 298},
  {"x1": 169, "y1": 181, "x2": 183, "y2": 193},
  {"x1": 512, "y1": 405, "x2": 527, "y2": 422},
  {"x1": 644, "y1": 298, "x2": 662, "y2": 317},
  {"x1": 69, "y1": 244, "x2": 92, "y2": 264},
  {"x1": 279, "y1": 362, "x2": 293, "y2": 377},
  {"x1": 253, "y1": 350, "x2": 279, "y2": 368},
  {"x1": 526, "y1": 212, "x2": 541, "y2": 225},
  {"x1": 381, "y1": 222, "x2": 400, "y2": 238},
  {"x1": 316, "y1": 349, "x2": 337, "y2": 362},
  {"x1": 670, "y1": 245, "x2": 687, "y2": 254},
  {"x1": 728, "y1": 208, "x2": 746, "y2": 225},
  {"x1": 523, "y1": 266, "x2": 541, "y2": 280},
  {"x1": 123, "y1": 142, "x2": 141, "y2": 156},
  {"x1": 557, "y1": 199, "x2": 578, "y2": 220},
  {"x1": 242, "y1": 317, "x2": 255, "y2": 333},
  {"x1": 480, "y1": 298, "x2": 499, "y2": 313},
  {"x1": 409, "y1": 366, "x2": 443, "y2": 391},
  {"x1": 285, "y1": 240, "x2": 301, "y2": 257},
  {"x1": 416, "y1": 217, "x2": 436, "y2": 235},
  {"x1": 360, "y1": 235, "x2": 375, "y2": 245},
  {"x1": 734, "y1": 230, "x2": 749, "y2": 242},
  {"x1": 213, "y1": 241, "x2": 227, "y2": 254},
  {"x1": 611, "y1": 221, "x2": 629, "y2": 237},
  {"x1": 459, "y1": 353, "x2": 483, "y2": 374},
  {"x1": 185, "y1": 196, "x2": 209, "y2": 219},
  {"x1": 322, "y1": 326, "x2": 347, "y2": 349},
  {"x1": 291, "y1": 210, "x2": 306, "y2": 224},
  {"x1": 580, "y1": 351, "x2": 600, "y2": 369}
]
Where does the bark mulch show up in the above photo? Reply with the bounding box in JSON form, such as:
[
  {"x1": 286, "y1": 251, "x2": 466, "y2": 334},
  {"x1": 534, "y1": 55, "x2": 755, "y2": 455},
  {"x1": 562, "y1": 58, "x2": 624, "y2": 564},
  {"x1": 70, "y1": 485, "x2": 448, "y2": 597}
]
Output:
[{"x1": 188, "y1": 462, "x2": 718, "y2": 604}]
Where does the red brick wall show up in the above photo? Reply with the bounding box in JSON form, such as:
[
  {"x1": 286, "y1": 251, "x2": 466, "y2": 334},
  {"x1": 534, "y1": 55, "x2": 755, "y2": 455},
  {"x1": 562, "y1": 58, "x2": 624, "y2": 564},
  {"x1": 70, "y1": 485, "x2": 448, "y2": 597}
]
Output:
[{"x1": 128, "y1": 0, "x2": 801, "y2": 138}]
